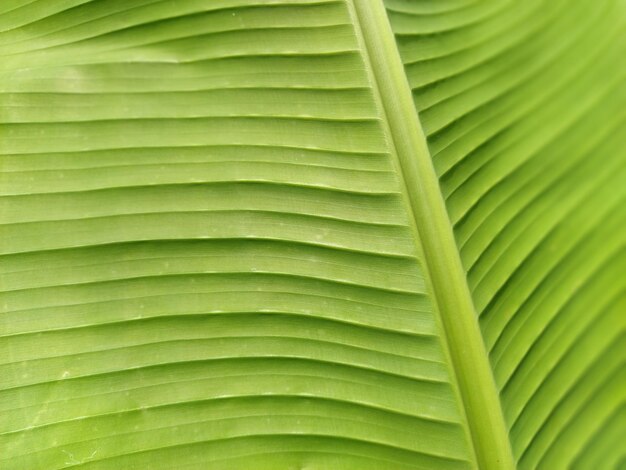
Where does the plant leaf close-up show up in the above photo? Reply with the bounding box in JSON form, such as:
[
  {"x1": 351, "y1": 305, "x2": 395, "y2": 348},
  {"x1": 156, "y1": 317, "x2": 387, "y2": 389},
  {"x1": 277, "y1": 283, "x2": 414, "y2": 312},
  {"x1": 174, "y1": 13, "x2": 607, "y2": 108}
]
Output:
[{"x1": 0, "y1": 0, "x2": 624, "y2": 469}]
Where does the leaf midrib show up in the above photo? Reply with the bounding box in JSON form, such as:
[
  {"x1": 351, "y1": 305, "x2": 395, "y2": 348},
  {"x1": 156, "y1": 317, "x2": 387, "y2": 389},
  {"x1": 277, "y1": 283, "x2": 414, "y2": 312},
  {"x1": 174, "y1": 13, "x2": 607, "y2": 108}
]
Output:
[{"x1": 347, "y1": 1, "x2": 515, "y2": 469}]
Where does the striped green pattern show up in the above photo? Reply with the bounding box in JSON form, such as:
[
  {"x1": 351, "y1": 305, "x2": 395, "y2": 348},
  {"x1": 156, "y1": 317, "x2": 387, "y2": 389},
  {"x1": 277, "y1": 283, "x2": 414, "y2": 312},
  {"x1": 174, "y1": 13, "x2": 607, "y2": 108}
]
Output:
[
  {"x1": 386, "y1": 0, "x2": 626, "y2": 468},
  {"x1": 1, "y1": 0, "x2": 624, "y2": 469},
  {"x1": 0, "y1": 1, "x2": 475, "y2": 469}
]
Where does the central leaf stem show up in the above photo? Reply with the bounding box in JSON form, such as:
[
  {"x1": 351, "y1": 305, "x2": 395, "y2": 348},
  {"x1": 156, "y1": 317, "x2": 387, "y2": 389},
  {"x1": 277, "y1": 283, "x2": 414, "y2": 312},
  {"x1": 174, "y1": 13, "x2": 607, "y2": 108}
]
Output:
[{"x1": 347, "y1": 1, "x2": 516, "y2": 469}]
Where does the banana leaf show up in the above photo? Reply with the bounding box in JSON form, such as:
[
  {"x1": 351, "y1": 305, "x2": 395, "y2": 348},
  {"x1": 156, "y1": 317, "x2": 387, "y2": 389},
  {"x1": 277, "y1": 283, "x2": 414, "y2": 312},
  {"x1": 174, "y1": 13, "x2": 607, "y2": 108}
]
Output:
[{"x1": 1, "y1": 1, "x2": 624, "y2": 469}]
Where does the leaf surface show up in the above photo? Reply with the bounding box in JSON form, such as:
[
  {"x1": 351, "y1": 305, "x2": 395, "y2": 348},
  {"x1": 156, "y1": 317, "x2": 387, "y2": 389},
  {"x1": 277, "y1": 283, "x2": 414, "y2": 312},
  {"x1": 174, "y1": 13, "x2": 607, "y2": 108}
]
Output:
[
  {"x1": 1, "y1": 1, "x2": 624, "y2": 469},
  {"x1": 384, "y1": 0, "x2": 626, "y2": 468}
]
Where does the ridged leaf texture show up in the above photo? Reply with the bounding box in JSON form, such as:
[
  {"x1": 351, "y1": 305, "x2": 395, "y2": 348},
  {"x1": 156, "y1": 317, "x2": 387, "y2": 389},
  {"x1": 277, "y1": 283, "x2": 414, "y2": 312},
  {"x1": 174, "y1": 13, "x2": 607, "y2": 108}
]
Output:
[{"x1": 1, "y1": 1, "x2": 624, "y2": 469}]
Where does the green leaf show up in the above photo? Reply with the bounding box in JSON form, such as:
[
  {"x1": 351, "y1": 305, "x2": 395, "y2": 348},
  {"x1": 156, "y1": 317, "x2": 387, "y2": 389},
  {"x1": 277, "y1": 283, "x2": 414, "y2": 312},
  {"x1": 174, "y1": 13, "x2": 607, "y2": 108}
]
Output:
[
  {"x1": 383, "y1": 0, "x2": 626, "y2": 468},
  {"x1": 0, "y1": 1, "x2": 623, "y2": 469}
]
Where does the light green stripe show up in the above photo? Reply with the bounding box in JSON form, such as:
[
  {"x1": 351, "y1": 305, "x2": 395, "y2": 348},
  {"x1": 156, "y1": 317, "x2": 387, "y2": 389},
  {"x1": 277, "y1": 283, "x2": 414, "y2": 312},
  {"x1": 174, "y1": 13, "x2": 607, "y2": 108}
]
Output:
[{"x1": 348, "y1": 1, "x2": 515, "y2": 468}]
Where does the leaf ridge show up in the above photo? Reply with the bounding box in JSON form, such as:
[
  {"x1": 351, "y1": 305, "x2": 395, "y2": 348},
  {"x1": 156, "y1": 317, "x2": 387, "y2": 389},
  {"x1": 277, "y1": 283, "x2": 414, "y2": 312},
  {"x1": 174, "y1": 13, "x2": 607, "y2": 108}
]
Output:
[{"x1": 348, "y1": 1, "x2": 514, "y2": 469}]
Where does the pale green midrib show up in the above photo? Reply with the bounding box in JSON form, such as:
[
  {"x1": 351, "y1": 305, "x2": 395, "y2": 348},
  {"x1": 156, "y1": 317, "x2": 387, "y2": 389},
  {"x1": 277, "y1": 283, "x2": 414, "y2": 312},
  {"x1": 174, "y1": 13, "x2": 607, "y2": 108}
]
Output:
[{"x1": 347, "y1": 1, "x2": 515, "y2": 469}]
